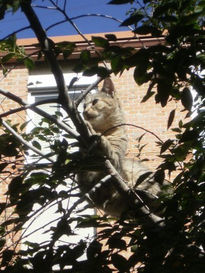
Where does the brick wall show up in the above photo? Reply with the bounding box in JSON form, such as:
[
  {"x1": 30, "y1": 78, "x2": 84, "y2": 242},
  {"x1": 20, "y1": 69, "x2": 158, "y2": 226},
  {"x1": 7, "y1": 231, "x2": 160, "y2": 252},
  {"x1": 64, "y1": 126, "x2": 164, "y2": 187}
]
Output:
[
  {"x1": 0, "y1": 62, "x2": 186, "y2": 268},
  {"x1": 0, "y1": 66, "x2": 28, "y2": 201},
  {"x1": 111, "y1": 69, "x2": 186, "y2": 171},
  {"x1": 0, "y1": 64, "x2": 186, "y2": 210}
]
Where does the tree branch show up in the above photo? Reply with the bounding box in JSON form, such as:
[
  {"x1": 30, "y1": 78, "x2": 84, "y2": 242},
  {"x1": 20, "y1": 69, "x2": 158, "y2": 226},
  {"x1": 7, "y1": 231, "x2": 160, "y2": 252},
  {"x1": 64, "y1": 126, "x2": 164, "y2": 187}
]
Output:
[
  {"x1": 0, "y1": 88, "x2": 79, "y2": 139},
  {"x1": 45, "y1": 13, "x2": 134, "y2": 33},
  {"x1": 20, "y1": 1, "x2": 90, "y2": 145},
  {"x1": 0, "y1": 98, "x2": 58, "y2": 118},
  {"x1": 104, "y1": 160, "x2": 164, "y2": 227},
  {"x1": 1, "y1": 120, "x2": 54, "y2": 163},
  {"x1": 75, "y1": 76, "x2": 103, "y2": 107}
]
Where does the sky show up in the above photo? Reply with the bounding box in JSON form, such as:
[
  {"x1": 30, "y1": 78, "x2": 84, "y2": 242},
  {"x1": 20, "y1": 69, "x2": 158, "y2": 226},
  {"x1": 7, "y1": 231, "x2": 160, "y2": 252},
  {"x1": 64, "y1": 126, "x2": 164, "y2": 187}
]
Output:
[{"x1": 0, "y1": 0, "x2": 133, "y2": 39}]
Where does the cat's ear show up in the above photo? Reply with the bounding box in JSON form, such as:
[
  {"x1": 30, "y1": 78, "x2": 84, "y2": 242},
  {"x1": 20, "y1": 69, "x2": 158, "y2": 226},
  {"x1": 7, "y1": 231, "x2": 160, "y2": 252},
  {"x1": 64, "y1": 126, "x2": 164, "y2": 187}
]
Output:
[{"x1": 101, "y1": 78, "x2": 115, "y2": 97}]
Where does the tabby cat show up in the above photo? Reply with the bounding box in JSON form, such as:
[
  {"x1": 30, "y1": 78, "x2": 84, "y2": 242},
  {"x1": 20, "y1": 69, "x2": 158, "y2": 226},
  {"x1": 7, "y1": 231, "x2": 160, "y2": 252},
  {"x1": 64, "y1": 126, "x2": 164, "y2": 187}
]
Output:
[{"x1": 78, "y1": 78, "x2": 167, "y2": 217}]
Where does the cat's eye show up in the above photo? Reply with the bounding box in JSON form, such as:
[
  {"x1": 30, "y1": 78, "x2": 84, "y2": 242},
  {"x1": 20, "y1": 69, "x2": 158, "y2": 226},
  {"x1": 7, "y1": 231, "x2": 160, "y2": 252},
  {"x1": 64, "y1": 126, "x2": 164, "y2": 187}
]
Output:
[{"x1": 92, "y1": 99, "x2": 98, "y2": 105}]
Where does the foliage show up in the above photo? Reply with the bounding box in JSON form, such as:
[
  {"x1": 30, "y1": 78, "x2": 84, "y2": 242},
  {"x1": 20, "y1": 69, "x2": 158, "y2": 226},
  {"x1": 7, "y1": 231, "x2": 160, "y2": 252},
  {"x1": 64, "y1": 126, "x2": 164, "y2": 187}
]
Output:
[{"x1": 0, "y1": 0, "x2": 204, "y2": 272}]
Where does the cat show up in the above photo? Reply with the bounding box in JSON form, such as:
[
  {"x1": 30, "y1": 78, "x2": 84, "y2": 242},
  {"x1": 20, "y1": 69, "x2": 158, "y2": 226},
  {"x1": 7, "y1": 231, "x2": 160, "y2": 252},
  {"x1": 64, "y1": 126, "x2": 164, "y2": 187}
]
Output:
[{"x1": 78, "y1": 78, "x2": 168, "y2": 217}]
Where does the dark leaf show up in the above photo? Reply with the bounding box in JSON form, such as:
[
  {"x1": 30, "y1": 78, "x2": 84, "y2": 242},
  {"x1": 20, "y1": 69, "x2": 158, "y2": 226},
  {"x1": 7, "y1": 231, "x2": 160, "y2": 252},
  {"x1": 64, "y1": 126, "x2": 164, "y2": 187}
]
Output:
[
  {"x1": 136, "y1": 172, "x2": 152, "y2": 185},
  {"x1": 156, "y1": 80, "x2": 170, "y2": 107},
  {"x1": 154, "y1": 169, "x2": 165, "y2": 184},
  {"x1": 0, "y1": 202, "x2": 7, "y2": 215},
  {"x1": 0, "y1": 162, "x2": 8, "y2": 172},
  {"x1": 134, "y1": 65, "x2": 150, "y2": 85},
  {"x1": 141, "y1": 91, "x2": 155, "y2": 102},
  {"x1": 1, "y1": 250, "x2": 14, "y2": 266},
  {"x1": 0, "y1": 238, "x2": 6, "y2": 248},
  {"x1": 167, "y1": 109, "x2": 176, "y2": 129},
  {"x1": 71, "y1": 241, "x2": 87, "y2": 259},
  {"x1": 138, "y1": 133, "x2": 146, "y2": 142},
  {"x1": 181, "y1": 87, "x2": 193, "y2": 111},
  {"x1": 52, "y1": 218, "x2": 71, "y2": 242},
  {"x1": 105, "y1": 34, "x2": 117, "y2": 41},
  {"x1": 134, "y1": 25, "x2": 161, "y2": 36},
  {"x1": 107, "y1": 234, "x2": 127, "y2": 250},
  {"x1": 87, "y1": 240, "x2": 102, "y2": 259},
  {"x1": 179, "y1": 130, "x2": 198, "y2": 143},
  {"x1": 8, "y1": 176, "x2": 24, "y2": 198},
  {"x1": 160, "y1": 139, "x2": 173, "y2": 154},
  {"x1": 111, "y1": 253, "x2": 129, "y2": 271},
  {"x1": 0, "y1": 3, "x2": 7, "y2": 19},
  {"x1": 141, "y1": 81, "x2": 155, "y2": 102},
  {"x1": 121, "y1": 14, "x2": 144, "y2": 26}
]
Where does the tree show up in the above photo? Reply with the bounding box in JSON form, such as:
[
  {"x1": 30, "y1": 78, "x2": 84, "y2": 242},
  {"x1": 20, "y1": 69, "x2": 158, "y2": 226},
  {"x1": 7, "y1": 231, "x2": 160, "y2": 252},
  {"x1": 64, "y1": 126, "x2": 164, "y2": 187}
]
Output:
[{"x1": 0, "y1": 0, "x2": 204, "y2": 272}]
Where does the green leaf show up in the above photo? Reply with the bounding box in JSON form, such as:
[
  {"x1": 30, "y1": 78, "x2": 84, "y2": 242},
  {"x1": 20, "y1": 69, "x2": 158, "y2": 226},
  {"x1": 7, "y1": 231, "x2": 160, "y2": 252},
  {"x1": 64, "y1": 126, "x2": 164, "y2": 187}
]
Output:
[
  {"x1": 92, "y1": 36, "x2": 109, "y2": 48},
  {"x1": 80, "y1": 50, "x2": 91, "y2": 63},
  {"x1": 1, "y1": 53, "x2": 15, "y2": 63},
  {"x1": 83, "y1": 66, "x2": 109, "y2": 78},
  {"x1": 24, "y1": 58, "x2": 34, "y2": 70},
  {"x1": 20, "y1": 120, "x2": 30, "y2": 131},
  {"x1": 167, "y1": 109, "x2": 176, "y2": 129},
  {"x1": 77, "y1": 215, "x2": 99, "y2": 228},
  {"x1": 32, "y1": 140, "x2": 41, "y2": 150},
  {"x1": 111, "y1": 55, "x2": 123, "y2": 73}
]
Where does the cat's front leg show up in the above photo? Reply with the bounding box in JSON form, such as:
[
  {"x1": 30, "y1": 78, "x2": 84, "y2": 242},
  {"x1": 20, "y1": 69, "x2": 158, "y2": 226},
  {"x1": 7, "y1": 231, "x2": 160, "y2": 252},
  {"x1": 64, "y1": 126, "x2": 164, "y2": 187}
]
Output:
[
  {"x1": 99, "y1": 136, "x2": 121, "y2": 169},
  {"x1": 85, "y1": 120, "x2": 97, "y2": 135},
  {"x1": 85, "y1": 121, "x2": 121, "y2": 168}
]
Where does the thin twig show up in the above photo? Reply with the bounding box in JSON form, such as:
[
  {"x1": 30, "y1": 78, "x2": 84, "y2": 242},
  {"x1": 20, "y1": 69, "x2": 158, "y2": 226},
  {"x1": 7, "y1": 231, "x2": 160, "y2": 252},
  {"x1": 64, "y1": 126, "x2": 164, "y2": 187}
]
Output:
[
  {"x1": 46, "y1": 13, "x2": 134, "y2": 32},
  {"x1": 0, "y1": 87, "x2": 79, "y2": 139},
  {"x1": 49, "y1": 0, "x2": 108, "y2": 68},
  {"x1": 102, "y1": 123, "x2": 164, "y2": 143},
  {"x1": 0, "y1": 26, "x2": 30, "y2": 42},
  {"x1": 0, "y1": 98, "x2": 58, "y2": 118},
  {"x1": 75, "y1": 76, "x2": 103, "y2": 106},
  {"x1": 1, "y1": 120, "x2": 54, "y2": 163}
]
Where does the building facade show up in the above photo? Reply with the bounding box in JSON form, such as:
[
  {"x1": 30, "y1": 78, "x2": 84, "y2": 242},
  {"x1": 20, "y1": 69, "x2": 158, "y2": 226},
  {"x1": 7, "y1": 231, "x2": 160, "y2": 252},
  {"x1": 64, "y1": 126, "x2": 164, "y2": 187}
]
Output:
[{"x1": 0, "y1": 31, "x2": 186, "y2": 262}]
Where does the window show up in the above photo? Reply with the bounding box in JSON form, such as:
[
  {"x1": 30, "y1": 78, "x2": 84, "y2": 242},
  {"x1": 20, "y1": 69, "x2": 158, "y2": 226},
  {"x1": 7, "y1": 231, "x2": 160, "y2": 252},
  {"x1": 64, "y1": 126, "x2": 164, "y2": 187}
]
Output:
[{"x1": 23, "y1": 73, "x2": 97, "y2": 257}]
